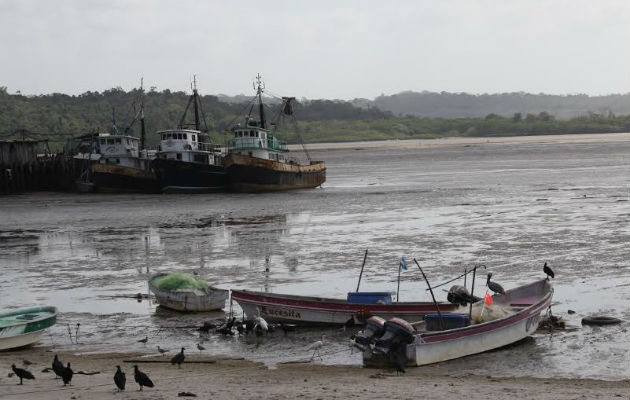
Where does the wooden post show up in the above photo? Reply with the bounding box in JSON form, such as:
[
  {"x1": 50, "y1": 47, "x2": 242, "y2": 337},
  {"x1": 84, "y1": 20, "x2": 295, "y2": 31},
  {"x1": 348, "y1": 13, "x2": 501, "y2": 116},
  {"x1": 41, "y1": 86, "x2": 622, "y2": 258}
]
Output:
[{"x1": 355, "y1": 249, "x2": 368, "y2": 292}]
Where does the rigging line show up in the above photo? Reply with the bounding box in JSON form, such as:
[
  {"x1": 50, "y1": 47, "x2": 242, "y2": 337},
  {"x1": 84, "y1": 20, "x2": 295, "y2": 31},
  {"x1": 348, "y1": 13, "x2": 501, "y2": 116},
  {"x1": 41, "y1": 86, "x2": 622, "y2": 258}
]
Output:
[
  {"x1": 220, "y1": 94, "x2": 259, "y2": 134},
  {"x1": 426, "y1": 264, "x2": 487, "y2": 290}
]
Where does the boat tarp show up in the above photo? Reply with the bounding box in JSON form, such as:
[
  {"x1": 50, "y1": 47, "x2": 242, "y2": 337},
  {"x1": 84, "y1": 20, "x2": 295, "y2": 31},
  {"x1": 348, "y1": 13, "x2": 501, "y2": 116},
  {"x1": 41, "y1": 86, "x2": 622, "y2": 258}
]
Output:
[{"x1": 153, "y1": 273, "x2": 210, "y2": 291}]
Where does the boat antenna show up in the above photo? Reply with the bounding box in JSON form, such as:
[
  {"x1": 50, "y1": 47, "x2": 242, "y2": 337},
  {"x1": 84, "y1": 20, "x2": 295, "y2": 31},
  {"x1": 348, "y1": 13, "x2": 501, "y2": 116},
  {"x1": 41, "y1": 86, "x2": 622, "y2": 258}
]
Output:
[
  {"x1": 355, "y1": 249, "x2": 369, "y2": 292},
  {"x1": 468, "y1": 265, "x2": 478, "y2": 325},
  {"x1": 255, "y1": 73, "x2": 266, "y2": 129},
  {"x1": 413, "y1": 258, "x2": 444, "y2": 330}
]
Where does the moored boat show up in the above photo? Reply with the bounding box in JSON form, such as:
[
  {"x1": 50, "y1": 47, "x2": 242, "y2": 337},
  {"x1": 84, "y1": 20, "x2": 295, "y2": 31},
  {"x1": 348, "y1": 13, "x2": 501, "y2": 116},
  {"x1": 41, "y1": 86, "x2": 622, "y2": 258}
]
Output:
[
  {"x1": 0, "y1": 306, "x2": 57, "y2": 350},
  {"x1": 230, "y1": 289, "x2": 459, "y2": 325},
  {"x1": 148, "y1": 273, "x2": 228, "y2": 312},
  {"x1": 223, "y1": 74, "x2": 326, "y2": 192},
  {"x1": 357, "y1": 277, "x2": 553, "y2": 367},
  {"x1": 152, "y1": 81, "x2": 228, "y2": 193}
]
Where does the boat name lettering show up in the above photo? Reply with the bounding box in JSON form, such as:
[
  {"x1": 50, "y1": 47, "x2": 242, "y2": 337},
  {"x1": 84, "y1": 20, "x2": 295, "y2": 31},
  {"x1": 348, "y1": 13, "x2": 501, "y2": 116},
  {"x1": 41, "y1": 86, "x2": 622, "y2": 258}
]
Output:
[{"x1": 260, "y1": 307, "x2": 301, "y2": 319}]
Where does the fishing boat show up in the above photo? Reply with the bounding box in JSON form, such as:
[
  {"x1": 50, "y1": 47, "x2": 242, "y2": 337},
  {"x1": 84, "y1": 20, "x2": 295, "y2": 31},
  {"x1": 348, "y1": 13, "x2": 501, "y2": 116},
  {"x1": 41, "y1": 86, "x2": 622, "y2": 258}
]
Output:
[
  {"x1": 152, "y1": 80, "x2": 228, "y2": 193},
  {"x1": 0, "y1": 306, "x2": 57, "y2": 350},
  {"x1": 223, "y1": 74, "x2": 326, "y2": 192},
  {"x1": 148, "y1": 273, "x2": 228, "y2": 312},
  {"x1": 91, "y1": 87, "x2": 159, "y2": 193},
  {"x1": 356, "y1": 277, "x2": 553, "y2": 367},
  {"x1": 231, "y1": 289, "x2": 459, "y2": 325}
]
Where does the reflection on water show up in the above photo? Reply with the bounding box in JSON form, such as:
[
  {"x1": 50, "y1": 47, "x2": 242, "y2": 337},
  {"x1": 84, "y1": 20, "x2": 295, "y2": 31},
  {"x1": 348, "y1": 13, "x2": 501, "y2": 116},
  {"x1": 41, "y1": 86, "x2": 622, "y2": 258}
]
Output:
[{"x1": 0, "y1": 140, "x2": 629, "y2": 378}]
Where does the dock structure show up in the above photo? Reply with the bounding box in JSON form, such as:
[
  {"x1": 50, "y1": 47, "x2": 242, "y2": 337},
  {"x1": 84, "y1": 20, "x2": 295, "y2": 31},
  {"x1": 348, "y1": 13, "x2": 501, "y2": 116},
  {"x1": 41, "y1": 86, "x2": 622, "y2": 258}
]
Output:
[{"x1": 0, "y1": 137, "x2": 81, "y2": 195}]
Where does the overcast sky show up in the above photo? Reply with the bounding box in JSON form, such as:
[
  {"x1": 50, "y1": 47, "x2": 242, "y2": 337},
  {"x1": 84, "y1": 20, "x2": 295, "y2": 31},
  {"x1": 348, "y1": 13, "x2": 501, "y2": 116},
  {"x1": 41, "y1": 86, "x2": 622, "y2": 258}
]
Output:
[{"x1": 1, "y1": 0, "x2": 628, "y2": 99}]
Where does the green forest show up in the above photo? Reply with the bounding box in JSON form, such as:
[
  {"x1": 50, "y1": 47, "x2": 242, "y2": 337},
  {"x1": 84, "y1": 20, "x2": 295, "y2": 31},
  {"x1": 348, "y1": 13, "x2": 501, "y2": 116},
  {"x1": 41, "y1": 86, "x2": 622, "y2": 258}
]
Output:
[{"x1": 0, "y1": 87, "x2": 628, "y2": 150}]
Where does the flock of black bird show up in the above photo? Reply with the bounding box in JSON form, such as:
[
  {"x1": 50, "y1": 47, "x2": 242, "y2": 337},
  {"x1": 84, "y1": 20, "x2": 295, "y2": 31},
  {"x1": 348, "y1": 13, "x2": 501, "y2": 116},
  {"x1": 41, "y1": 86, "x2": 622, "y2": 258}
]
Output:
[{"x1": 8, "y1": 354, "x2": 156, "y2": 391}]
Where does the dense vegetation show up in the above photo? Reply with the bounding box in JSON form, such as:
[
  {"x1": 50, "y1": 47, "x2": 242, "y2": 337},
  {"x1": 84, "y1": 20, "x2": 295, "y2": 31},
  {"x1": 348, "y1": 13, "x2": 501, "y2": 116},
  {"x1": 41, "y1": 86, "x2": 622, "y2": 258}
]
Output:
[{"x1": 0, "y1": 86, "x2": 627, "y2": 150}]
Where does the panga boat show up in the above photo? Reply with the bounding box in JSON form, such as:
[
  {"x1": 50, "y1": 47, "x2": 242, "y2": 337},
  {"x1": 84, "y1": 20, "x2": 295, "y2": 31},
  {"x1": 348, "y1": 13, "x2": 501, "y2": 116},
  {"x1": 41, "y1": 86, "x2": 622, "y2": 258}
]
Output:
[
  {"x1": 355, "y1": 278, "x2": 553, "y2": 367},
  {"x1": 0, "y1": 306, "x2": 57, "y2": 350},
  {"x1": 230, "y1": 289, "x2": 459, "y2": 325},
  {"x1": 149, "y1": 273, "x2": 228, "y2": 312}
]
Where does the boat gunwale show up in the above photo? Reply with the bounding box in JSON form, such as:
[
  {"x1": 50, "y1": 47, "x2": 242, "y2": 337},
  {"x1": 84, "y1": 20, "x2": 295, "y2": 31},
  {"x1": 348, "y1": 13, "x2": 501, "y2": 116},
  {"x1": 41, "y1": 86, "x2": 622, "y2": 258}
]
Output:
[{"x1": 0, "y1": 306, "x2": 58, "y2": 330}]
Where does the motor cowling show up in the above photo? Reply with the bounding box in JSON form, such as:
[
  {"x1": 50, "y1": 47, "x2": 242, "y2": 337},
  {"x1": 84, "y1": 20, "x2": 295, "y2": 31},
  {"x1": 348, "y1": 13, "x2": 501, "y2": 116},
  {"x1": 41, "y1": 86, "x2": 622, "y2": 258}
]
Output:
[
  {"x1": 353, "y1": 316, "x2": 386, "y2": 352},
  {"x1": 447, "y1": 285, "x2": 481, "y2": 305},
  {"x1": 373, "y1": 318, "x2": 415, "y2": 355}
]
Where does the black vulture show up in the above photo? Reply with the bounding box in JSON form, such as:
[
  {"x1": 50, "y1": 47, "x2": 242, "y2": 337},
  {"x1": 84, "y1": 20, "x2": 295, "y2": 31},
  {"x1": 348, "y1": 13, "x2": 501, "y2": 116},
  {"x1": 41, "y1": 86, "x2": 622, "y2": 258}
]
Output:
[
  {"x1": 486, "y1": 273, "x2": 506, "y2": 295},
  {"x1": 11, "y1": 364, "x2": 35, "y2": 385},
  {"x1": 543, "y1": 262, "x2": 555, "y2": 279},
  {"x1": 114, "y1": 365, "x2": 126, "y2": 391},
  {"x1": 171, "y1": 347, "x2": 185, "y2": 368},
  {"x1": 61, "y1": 362, "x2": 73, "y2": 386},
  {"x1": 52, "y1": 354, "x2": 64, "y2": 379},
  {"x1": 133, "y1": 365, "x2": 154, "y2": 391}
]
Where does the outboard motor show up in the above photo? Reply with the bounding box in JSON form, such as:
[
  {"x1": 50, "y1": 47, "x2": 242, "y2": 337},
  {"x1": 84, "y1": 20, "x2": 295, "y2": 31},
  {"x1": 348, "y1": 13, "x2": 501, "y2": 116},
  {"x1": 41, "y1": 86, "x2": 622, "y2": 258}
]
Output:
[
  {"x1": 447, "y1": 285, "x2": 482, "y2": 305},
  {"x1": 373, "y1": 318, "x2": 415, "y2": 356},
  {"x1": 353, "y1": 316, "x2": 386, "y2": 352}
]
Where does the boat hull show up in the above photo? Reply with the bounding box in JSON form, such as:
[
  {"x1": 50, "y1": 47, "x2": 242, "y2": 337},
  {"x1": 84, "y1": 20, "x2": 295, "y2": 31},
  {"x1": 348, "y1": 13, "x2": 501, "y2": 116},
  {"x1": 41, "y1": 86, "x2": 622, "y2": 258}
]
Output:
[
  {"x1": 224, "y1": 154, "x2": 326, "y2": 192},
  {"x1": 152, "y1": 158, "x2": 228, "y2": 193},
  {"x1": 92, "y1": 164, "x2": 159, "y2": 193},
  {"x1": 362, "y1": 279, "x2": 553, "y2": 367},
  {"x1": 231, "y1": 290, "x2": 458, "y2": 325},
  {"x1": 148, "y1": 275, "x2": 228, "y2": 312},
  {"x1": 0, "y1": 306, "x2": 57, "y2": 351}
]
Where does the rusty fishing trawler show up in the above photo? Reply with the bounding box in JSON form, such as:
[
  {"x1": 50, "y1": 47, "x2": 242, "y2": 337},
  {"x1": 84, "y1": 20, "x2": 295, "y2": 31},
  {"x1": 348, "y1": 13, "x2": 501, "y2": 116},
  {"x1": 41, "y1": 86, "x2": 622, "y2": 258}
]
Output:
[{"x1": 223, "y1": 74, "x2": 326, "y2": 192}]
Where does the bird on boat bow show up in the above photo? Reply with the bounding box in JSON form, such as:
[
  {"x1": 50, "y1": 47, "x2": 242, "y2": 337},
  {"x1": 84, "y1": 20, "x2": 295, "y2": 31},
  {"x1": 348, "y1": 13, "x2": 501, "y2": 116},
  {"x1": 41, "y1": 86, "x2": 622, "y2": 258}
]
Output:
[{"x1": 543, "y1": 262, "x2": 555, "y2": 280}]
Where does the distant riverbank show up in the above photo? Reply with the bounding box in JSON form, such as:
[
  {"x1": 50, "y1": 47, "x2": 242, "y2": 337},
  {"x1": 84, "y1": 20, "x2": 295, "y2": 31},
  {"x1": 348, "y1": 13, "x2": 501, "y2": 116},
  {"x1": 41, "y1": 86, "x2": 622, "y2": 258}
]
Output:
[{"x1": 291, "y1": 132, "x2": 629, "y2": 151}]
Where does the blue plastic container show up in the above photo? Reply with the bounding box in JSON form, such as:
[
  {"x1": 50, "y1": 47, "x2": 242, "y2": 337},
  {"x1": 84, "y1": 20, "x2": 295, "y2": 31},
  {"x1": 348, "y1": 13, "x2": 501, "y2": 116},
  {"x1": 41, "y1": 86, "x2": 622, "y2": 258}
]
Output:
[
  {"x1": 346, "y1": 292, "x2": 393, "y2": 305},
  {"x1": 424, "y1": 313, "x2": 470, "y2": 331}
]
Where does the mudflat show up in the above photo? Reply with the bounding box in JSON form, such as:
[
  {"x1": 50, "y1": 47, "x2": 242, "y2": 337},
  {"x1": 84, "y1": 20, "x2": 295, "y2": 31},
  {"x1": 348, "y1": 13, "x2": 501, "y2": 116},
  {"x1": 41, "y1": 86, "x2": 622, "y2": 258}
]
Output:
[{"x1": 1, "y1": 349, "x2": 628, "y2": 400}]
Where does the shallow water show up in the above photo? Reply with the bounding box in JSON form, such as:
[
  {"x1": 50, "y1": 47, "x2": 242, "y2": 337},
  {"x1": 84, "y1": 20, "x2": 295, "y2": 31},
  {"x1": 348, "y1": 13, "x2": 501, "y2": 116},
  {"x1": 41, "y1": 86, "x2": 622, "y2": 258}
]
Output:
[{"x1": 1, "y1": 137, "x2": 629, "y2": 379}]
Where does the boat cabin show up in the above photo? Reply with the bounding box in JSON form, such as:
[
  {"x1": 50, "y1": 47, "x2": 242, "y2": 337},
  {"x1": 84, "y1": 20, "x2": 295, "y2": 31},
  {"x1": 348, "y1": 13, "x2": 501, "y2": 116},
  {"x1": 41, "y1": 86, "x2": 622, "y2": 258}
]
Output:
[
  {"x1": 97, "y1": 133, "x2": 151, "y2": 168},
  {"x1": 156, "y1": 128, "x2": 222, "y2": 165},
  {"x1": 228, "y1": 120, "x2": 287, "y2": 162}
]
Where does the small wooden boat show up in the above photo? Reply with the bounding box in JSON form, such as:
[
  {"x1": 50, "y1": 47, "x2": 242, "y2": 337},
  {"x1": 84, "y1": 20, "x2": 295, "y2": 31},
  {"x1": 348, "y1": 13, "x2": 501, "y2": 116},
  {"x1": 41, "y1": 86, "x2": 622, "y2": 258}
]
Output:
[
  {"x1": 0, "y1": 306, "x2": 57, "y2": 350},
  {"x1": 230, "y1": 289, "x2": 459, "y2": 325},
  {"x1": 358, "y1": 278, "x2": 553, "y2": 367},
  {"x1": 149, "y1": 273, "x2": 228, "y2": 312}
]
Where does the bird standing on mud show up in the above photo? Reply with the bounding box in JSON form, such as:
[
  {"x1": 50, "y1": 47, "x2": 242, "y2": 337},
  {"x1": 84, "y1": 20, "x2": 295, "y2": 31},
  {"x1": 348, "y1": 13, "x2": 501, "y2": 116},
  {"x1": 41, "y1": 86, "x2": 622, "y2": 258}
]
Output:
[
  {"x1": 133, "y1": 365, "x2": 154, "y2": 391},
  {"x1": 157, "y1": 346, "x2": 168, "y2": 355},
  {"x1": 197, "y1": 343, "x2": 205, "y2": 353},
  {"x1": 52, "y1": 355, "x2": 64, "y2": 379},
  {"x1": 308, "y1": 336, "x2": 325, "y2": 360},
  {"x1": 11, "y1": 364, "x2": 35, "y2": 385},
  {"x1": 61, "y1": 362, "x2": 73, "y2": 386},
  {"x1": 171, "y1": 347, "x2": 185, "y2": 368},
  {"x1": 138, "y1": 336, "x2": 148, "y2": 344},
  {"x1": 543, "y1": 262, "x2": 555, "y2": 280},
  {"x1": 114, "y1": 365, "x2": 126, "y2": 391}
]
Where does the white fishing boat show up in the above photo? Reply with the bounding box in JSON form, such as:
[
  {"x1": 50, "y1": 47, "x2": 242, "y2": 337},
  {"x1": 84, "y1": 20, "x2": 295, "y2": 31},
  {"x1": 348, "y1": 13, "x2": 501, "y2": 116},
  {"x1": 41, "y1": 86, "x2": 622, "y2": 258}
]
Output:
[
  {"x1": 356, "y1": 277, "x2": 553, "y2": 367},
  {"x1": 0, "y1": 306, "x2": 57, "y2": 350},
  {"x1": 148, "y1": 273, "x2": 228, "y2": 312}
]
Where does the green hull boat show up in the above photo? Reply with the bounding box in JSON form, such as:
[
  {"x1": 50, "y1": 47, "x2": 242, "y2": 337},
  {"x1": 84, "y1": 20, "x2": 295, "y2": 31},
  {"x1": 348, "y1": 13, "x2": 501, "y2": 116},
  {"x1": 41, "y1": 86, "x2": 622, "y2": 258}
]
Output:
[{"x1": 0, "y1": 306, "x2": 57, "y2": 350}]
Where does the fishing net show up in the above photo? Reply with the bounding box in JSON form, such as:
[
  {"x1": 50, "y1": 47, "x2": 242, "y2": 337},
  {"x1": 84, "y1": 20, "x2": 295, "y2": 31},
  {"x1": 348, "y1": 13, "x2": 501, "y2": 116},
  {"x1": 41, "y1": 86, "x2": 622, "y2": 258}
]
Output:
[
  {"x1": 153, "y1": 273, "x2": 210, "y2": 291},
  {"x1": 456, "y1": 302, "x2": 514, "y2": 324}
]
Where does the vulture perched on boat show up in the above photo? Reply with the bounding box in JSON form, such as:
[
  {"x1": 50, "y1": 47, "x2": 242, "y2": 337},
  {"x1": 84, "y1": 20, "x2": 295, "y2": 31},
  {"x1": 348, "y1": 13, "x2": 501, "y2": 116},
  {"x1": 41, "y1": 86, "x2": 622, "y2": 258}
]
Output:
[{"x1": 543, "y1": 262, "x2": 555, "y2": 279}]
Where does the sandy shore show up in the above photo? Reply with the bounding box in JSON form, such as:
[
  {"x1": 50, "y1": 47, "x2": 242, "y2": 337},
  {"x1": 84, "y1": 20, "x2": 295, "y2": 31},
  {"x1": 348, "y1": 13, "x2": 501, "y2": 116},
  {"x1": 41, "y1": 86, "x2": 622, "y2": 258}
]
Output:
[
  {"x1": 289, "y1": 132, "x2": 629, "y2": 151},
  {"x1": 2, "y1": 348, "x2": 628, "y2": 400}
]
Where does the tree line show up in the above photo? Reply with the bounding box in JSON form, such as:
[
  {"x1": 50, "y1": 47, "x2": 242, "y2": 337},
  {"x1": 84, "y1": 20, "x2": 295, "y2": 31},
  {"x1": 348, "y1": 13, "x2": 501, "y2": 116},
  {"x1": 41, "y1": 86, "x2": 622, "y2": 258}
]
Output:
[{"x1": 0, "y1": 87, "x2": 627, "y2": 149}]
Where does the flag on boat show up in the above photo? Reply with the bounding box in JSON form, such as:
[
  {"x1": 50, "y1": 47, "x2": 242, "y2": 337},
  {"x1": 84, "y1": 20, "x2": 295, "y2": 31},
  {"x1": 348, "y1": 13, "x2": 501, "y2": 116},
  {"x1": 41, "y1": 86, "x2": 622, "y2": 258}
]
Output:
[
  {"x1": 485, "y1": 291, "x2": 493, "y2": 306},
  {"x1": 399, "y1": 256, "x2": 408, "y2": 271}
]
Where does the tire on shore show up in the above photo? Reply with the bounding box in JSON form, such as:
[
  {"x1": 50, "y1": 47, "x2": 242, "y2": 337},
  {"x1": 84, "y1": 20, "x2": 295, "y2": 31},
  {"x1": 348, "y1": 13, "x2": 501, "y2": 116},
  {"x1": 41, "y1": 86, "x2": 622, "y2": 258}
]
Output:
[{"x1": 581, "y1": 315, "x2": 622, "y2": 326}]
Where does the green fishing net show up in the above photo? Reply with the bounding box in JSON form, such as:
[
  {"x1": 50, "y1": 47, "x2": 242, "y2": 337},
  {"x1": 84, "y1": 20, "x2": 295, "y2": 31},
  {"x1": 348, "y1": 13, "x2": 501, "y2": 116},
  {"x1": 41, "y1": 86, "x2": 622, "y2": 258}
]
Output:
[{"x1": 154, "y1": 273, "x2": 210, "y2": 291}]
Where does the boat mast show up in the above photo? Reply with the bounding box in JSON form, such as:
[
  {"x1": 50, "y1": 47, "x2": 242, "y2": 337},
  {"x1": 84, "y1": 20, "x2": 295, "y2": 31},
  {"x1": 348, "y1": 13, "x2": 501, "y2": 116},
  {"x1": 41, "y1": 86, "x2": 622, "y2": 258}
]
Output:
[
  {"x1": 140, "y1": 78, "x2": 146, "y2": 150},
  {"x1": 192, "y1": 76, "x2": 201, "y2": 131},
  {"x1": 256, "y1": 73, "x2": 266, "y2": 129}
]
